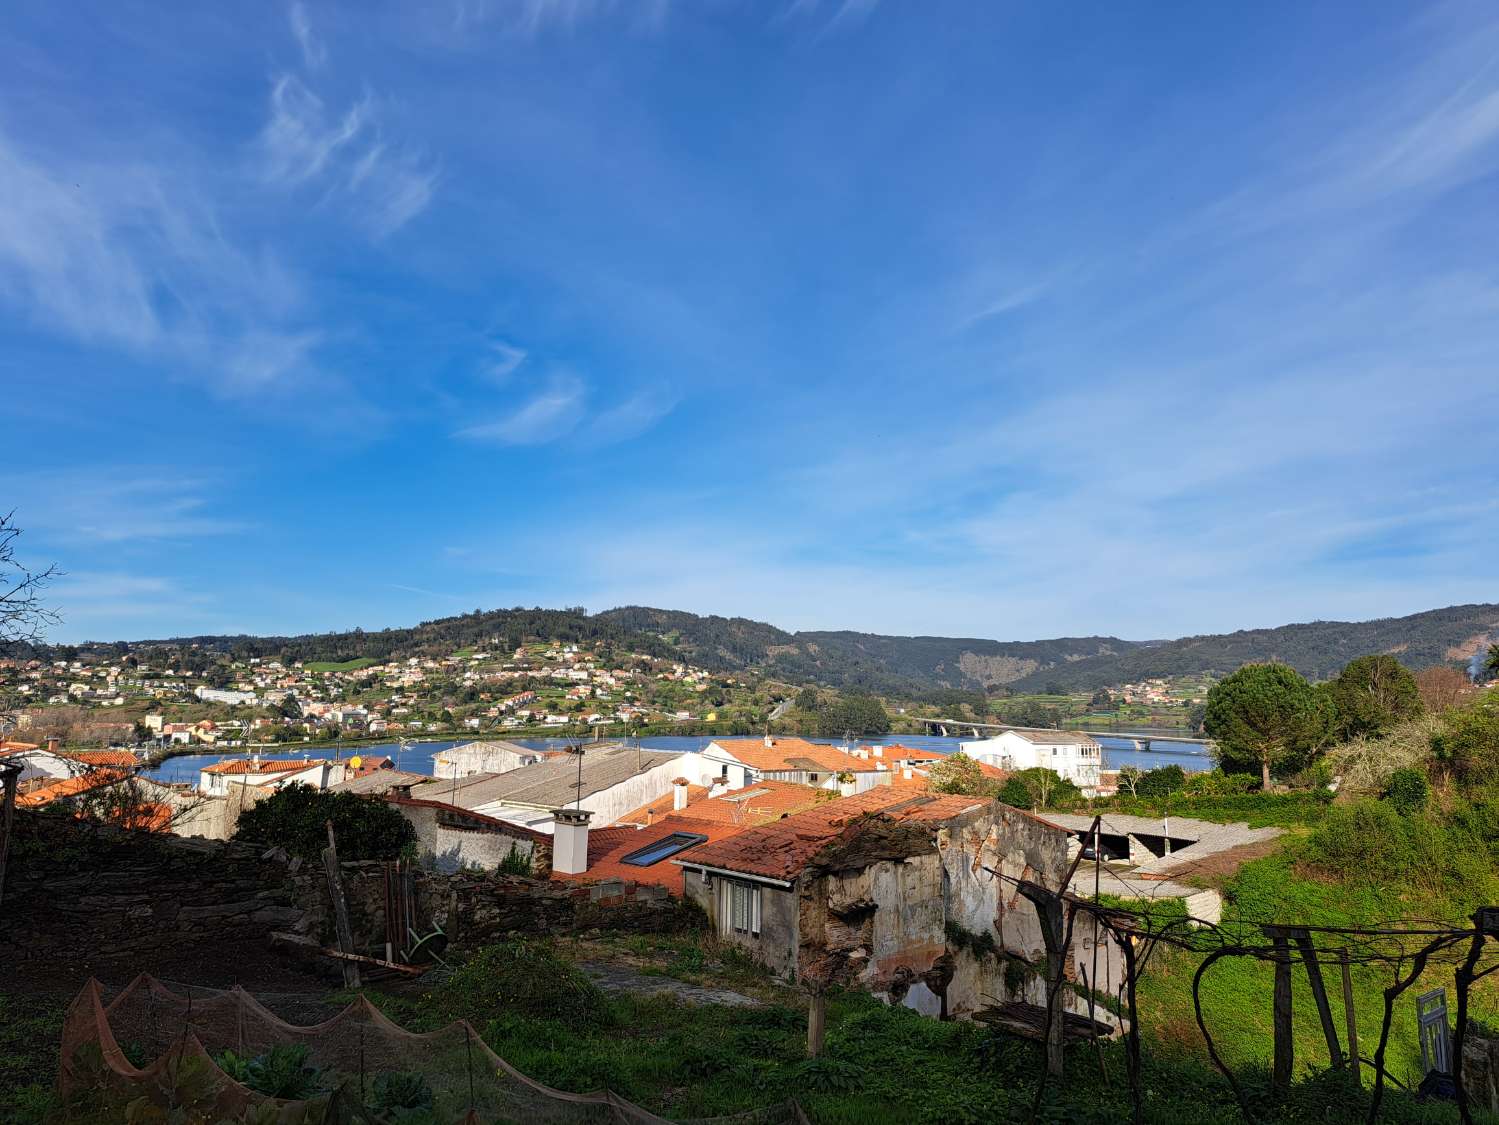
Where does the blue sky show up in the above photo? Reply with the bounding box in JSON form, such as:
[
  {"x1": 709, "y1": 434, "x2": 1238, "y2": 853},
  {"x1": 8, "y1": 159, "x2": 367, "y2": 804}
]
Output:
[{"x1": 3, "y1": 0, "x2": 1496, "y2": 644}]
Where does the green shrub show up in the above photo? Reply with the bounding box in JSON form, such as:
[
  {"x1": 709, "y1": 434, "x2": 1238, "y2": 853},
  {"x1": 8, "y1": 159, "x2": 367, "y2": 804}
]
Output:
[
  {"x1": 371, "y1": 1070, "x2": 434, "y2": 1117},
  {"x1": 1432, "y1": 692, "x2": 1499, "y2": 784},
  {"x1": 496, "y1": 842, "x2": 533, "y2": 877},
  {"x1": 212, "y1": 1044, "x2": 327, "y2": 1099},
  {"x1": 1383, "y1": 767, "x2": 1430, "y2": 815},
  {"x1": 1137, "y1": 765, "x2": 1187, "y2": 797},
  {"x1": 232, "y1": 783, "x2": 415, "y2": 861},
  {"x1": 427, "y1": 940, "x2": 612, "y2": 1030}
]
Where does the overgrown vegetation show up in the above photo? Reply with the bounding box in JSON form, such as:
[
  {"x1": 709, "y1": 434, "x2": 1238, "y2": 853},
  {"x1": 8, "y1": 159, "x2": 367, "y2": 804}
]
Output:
[
  {"x1": 232, "y1": 782, "x2": 415, "y2": 861},
  {"x1": 347, "y1": 934, "x2": 1474, "y2": 1124}
]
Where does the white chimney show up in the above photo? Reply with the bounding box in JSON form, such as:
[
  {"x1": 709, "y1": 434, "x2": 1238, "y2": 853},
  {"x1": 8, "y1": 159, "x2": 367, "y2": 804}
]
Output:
[
  {"x1": 672, "y1": 777, "x2": 690, "y2": 811},
  {"x1": 873, "y1": 745, "x2": 883, "y2": 758},
  {"x1": 551, "y1": 808, "x2": 594, "y2": 875},
  {"x1": 763, "y1": 734, "x2": 773, "y2": 747}
]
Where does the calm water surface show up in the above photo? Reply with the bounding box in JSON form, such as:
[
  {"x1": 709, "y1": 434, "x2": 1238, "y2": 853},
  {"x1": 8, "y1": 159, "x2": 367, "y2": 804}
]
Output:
[{"x1": 147, "y1": 732, "x2": 1211, "y2": 782}]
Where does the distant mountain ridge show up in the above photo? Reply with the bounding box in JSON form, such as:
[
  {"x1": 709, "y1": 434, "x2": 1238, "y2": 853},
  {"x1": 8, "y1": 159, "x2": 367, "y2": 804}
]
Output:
[{"x1": 25, "y1": 602, "x2": 1498, "y2": 695}]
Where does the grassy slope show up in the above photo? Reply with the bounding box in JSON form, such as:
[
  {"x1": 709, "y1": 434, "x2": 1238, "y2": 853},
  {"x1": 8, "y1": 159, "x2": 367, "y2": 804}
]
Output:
[{"x1": 1134, "y1": 846, "x2": 1499, "y2": 1088}]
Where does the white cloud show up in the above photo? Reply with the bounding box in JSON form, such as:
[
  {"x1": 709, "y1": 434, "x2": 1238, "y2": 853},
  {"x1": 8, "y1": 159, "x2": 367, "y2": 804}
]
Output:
[
  {"x1": 0, "y1": 131, "x2": 317, "y2": 394},
  {"x1": 455, "y1": 372, "x2": 587, "y2": 444},
  {"x1": 289, "y1": 2, "x2": 327, "y2": 69},
  {"x1": 257, "y1": 75, "x2": 438, "y2": 237},
  {"x1": 7, "y1": 472, "x2": 249, "y2": 544},
  {"x1": 482, "y1": 340, "x2": 529, "y2": 382},
  {"x1": 588, "y1": 386, "x2": 678, "y2": 443}
]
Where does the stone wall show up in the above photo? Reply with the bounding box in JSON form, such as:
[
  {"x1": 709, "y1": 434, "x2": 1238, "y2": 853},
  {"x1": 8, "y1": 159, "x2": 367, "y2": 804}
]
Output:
[
  {"x1": 0, "y1": 813, "x2": 303, "y2": 961},
  {"x1": 291, "y1": 860, "x2": 701, "y2": 952},
  {"x1": 1, "y1": 811, "x2": 700, "y2": 968}
]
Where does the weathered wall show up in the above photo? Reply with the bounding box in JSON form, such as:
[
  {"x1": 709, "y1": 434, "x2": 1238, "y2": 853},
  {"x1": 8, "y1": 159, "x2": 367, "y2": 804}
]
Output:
[
  {"x1": 395, "y1": 800, "x2": 552, "y2": 875},
  {"x1": 1, "y1": 811, "x2": 700, "y2": 969},
  {"x1": 680, "y1": 867, "x2": 800, "y2": 975},
  {"x1": 294, "y1": 860, "x2": 701, "y2": 952},
  {"x1": 0, "y1": 813, "x2": 303, "y2": 962}
]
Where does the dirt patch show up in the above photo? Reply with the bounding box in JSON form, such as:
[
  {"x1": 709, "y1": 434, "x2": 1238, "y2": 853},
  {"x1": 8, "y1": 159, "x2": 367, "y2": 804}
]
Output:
[
  {"x1": 579, "y1": 962, "x2": 763, "y2": 1007},
  {"x1": 1148, "y1": 837, "x2": 1283, "y2": 885}
]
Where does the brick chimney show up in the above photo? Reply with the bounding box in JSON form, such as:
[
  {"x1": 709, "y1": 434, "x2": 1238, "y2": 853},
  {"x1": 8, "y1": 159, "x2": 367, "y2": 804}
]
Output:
[
  {"x1": 672, "y1": 777, "x2": 690, "y2": 811},
  {"x1": 551, "y1": 808, "x2": 593, "y2": 875}
]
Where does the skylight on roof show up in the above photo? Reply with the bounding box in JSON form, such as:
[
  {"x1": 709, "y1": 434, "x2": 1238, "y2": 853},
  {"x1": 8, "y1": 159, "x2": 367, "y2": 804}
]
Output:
[
  {"x1": 621, "y1": 832, "x2": 708, "y2": 867},
  {"x1": 723, "y1": 788, "x2": 769, "y2": 803}
]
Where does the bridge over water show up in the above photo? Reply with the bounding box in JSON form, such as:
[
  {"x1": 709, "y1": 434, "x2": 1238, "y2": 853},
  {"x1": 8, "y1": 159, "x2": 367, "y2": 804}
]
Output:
[{"x1": 913, "y1": 716, "x2": 1214, "y2": 753}]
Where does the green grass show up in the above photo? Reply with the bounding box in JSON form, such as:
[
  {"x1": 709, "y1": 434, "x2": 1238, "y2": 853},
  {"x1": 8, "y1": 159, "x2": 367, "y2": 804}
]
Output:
[
  {"x1": 0, "y1": 991, "x2": 66, "y2": 1125},
  {"x1": 1132, "y1": 850, "x2": 1499, "y2": 1088},
  {"x1": 347, "y1": 936, "x2": 1475, "y2": 1124},
  {"x1": 303, "y1": 657, "x2": 378, "y2": 673}
]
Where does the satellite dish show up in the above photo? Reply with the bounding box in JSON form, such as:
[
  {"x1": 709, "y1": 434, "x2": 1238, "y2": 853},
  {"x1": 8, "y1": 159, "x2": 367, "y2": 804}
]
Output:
[{"x1": 350, "y1": 756, "x2": 362, "y2": 770}]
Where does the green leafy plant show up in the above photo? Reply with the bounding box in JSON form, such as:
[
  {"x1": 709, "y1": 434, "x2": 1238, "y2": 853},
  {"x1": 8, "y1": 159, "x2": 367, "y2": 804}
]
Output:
[
  {"x1": 232, "y1": 783, "x2": 415, "y2": 861},
  {"x1": 371, "y1": 1070, "x2": 434, "y2": 1117},
  {"x1": 496, "y1": 842, "x2": 533, "y2": 877},
  {"x1": 212, "y1": 1044, "x2": 327, "y2": 1100},
  {"x1": 1383, "y1": 767, "x2": 1430, "y2": 816}
]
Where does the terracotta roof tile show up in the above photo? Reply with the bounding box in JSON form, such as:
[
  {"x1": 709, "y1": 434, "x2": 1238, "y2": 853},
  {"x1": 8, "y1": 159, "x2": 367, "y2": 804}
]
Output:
[
  {"x1": 706, "y1": 738, "x2": 873, "y2": 775},
  {"x1": 677, "y1": 788, "x2": 992, "y2": 882},
  {"x1": 553, "y1": 815, "x2": 746, "y2": 893},
  {"x1": 63, "y1": 750, "x2": 139, "y2": 769},
  {"x1": 203, "y1": 758, "x2": 329, "y2": 775}
]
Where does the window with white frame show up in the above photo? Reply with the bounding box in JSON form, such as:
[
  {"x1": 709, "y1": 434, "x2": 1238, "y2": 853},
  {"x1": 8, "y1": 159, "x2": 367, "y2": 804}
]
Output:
[{"x1": 720, "y1": 878, "x2": 761, "y2": 937}]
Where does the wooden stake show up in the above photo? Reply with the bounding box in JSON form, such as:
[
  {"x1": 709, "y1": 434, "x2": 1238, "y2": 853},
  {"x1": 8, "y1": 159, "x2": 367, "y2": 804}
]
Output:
[
  {"x1": 323, "y1": 820, "x2": 360, "y2": 989},
  {"x1": 1340, "y1": 949, "x2": 1360, "y2": 1084},
  {"x1": 1291, "y1": 928, "x2": 1343, "y2": 1068},
  {"x1": 1266, "y1": 928, "x2": 1293, "y2": 1091},
  {"x1": 807, "y1": 990, "x2": 827, "y2": 1058},
  {"x1": 0, "y1": 764, "x2": 17, "y2": 909}
]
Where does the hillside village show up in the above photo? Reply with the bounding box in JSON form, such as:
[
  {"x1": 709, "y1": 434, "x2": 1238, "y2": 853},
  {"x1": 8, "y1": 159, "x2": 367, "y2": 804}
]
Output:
[{"x1": 0, "y1": 640, "x2": 783, "y2": 749}]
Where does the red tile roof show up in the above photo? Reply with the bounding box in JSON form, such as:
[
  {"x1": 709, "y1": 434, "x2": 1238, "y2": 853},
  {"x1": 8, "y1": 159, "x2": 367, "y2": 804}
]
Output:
[
  {"x1": 707, "y1": 738, "x2": 872, "y2": 774},
  {"x1": 17, "y1": 769, "x2": 131, "y2": 807},
  {"x1": 553, "y1": 814, "x2": 745, "y2": 893},
  {"x1": 619, "y1": 780, "x2": 828, "y2": 828},
  {"x1": 63, "y1": 750, "x2": 139, "y2": 769},
  {"x1": 678, "y1": 788, "x2": 992, "y2": 882},
  {"x1": 202, "y1": 758, "x2": 329, "y2": 775},
  {"x1": 618, "y1": 784, "x2": 711, "y2": 825}
]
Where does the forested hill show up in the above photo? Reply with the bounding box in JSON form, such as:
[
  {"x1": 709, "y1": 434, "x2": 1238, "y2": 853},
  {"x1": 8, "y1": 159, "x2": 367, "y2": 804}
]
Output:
[
  {"x1": 594, "y1": 607, "x2": 1135, "y2": 693},
  {"x1": 23, "y1": 602, "x2": 1498, "y2": 695},
  {"x1": 1002, "y1": 603, "x2": 1499, "y2": 692}
]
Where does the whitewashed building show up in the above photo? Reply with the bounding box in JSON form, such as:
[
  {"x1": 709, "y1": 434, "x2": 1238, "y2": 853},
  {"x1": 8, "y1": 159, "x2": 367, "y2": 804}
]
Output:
[
  {"x1": 432, "y1": 740, "x2": 540, "y2": 780},
  {"x1": 959, "y1": 730, "x2": 1104, "y2": 793}
]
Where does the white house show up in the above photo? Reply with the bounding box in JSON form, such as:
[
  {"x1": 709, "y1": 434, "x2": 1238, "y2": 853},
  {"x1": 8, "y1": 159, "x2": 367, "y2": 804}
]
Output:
[
  {"x1": 432, "y1": 740, "x2": 540, "y2": 780},
  {"x1": 960, "y1": 730, "x2": 1104, "y2": 792},
  {"x1": 197, "y1": 756, "x2": 348, "y2": 796}
]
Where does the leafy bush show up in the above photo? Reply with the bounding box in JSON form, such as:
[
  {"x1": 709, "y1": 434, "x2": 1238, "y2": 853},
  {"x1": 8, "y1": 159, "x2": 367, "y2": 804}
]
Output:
[
  {"x1": 1327, "y1": 655, "x2": 1423, "y2": 740},
  {"x1": 1383, "y1": 767, "x2": 1430, "y2": 815},
  {"x1": 1432, "y1": 691, "x2": 1499, "y2": 784},
  {"x1": 232, "y1": 783, "x2": 415, "y2": 861},
  {"x1": 212, "y1": 1044, "x2": 327, "y2": 1099},
  {"x1": 371, "y1": 1070, "x2": 434, "y2": 1117},
  {"x1": 1136, "y1": 765, "x2": 1187, "y2": 797},
  {"x1": 427, "y1": 940, "x2": 612, "y2": 1029},
  {"x1": 496, "y1": 842, "x2": 533, "y2": 877}
]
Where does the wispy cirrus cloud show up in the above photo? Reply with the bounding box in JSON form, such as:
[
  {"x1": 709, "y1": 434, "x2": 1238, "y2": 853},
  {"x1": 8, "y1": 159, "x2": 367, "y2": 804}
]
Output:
[
  {"x1": 481, "y1": 339, "x2": 529, "y2": 382},
  {"x1": 256, "y1": 74, "x2": 439, "y2": 237},
  {"x1": 456, "y1": 371, "x2": 587, "y2": 444},
  {"x1": 588, "y1": 386, "x2": 678, "y2": 444},
  {"x1": 289, "y1": 3, "x2": 327, "y2": 69},
  {"x1": 448, "y1": 0, "x2": 670, "y2": 37},
  {"x1": 0, "y1": 131, "x2": 320, "y2": 396},
  {"x1": 7, "y1": 472, "x2": 250, "y2": 544}
]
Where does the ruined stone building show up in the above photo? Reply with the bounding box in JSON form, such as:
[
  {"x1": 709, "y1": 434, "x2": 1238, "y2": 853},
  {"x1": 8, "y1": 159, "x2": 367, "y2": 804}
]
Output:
[{"x1": 675, "y1": 787, "x2": 1113, "y2": 1023}]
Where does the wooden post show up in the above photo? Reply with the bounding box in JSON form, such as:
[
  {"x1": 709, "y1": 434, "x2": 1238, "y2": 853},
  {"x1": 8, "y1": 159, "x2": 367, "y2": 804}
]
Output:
[
  {"x1": 1290, "y1": 929, "x2": 1343, "y2": 1068},
  {"x1": 807, "y1": 990, "x2": 827, "y2": 1058},
  {"x1": 1340, "y1": 949, "x2": 1360, "y2": 1085},
  {"x1": 1017, "y1": 880, "x2": 1069, "y2": 1079},
  {"x1": 323, "y1": 820, "x2": 360, "y2": 989},
  {"x1": 0, "y1": 764, "x2": 17, "y2": 909},
  {"x1": 1266, "y1": 927, "x2": 1293, "y2": 1091}
]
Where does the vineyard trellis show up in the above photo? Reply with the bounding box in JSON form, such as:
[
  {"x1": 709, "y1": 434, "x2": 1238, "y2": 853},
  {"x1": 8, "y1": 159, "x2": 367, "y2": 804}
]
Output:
[{"x1": 987, "y1": 815, "x2": 1499, "y2": 1125}]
